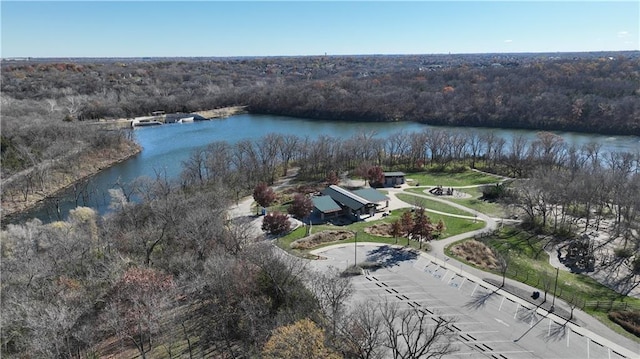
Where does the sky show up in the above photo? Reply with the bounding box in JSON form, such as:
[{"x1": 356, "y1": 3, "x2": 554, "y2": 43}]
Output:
[{"x1": 1, "y1": 1, "x2": 638, "y2": 58}]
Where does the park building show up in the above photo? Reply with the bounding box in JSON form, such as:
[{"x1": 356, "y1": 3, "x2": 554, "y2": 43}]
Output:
[{"x1": 312, "y1": 185, "x2": 390, "y2": 223}]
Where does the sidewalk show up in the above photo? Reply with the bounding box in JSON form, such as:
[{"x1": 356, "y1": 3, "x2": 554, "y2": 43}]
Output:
[
  {"x1": 334, "y1": 185, "x2": 639, "y2": 355},
  {"x1": 422, "y1": 246, "x2": 640, "y2": 358},
  {"x1": 312, "y1": 242, "x2": 640, "y2": 358}
]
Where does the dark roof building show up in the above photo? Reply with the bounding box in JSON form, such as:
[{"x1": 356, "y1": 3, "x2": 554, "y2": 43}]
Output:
[
  {"x1": 353, "y1": 188, "x2": 390, "y2": 204},
  {"x1": 314, "y1": 185, "x2": 389, "y2": 222},
  {"x1": 312, "y1": 195, "x2": 342, "y2": 214},
  {"x1": 383, "y1": 172, "x2": 406, "y2": 187},
  {"x1": 322, "y1": 185, "x2": 372, "y2": 212}
]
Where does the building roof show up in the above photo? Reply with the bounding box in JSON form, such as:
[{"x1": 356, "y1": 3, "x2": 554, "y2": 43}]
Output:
[
  {"x1": 165, "y1": 113, "x2": 209, "y2": 123},
  {"x1": 384, "y1": 172, "x2": 406, "y2": 177},
  {"x1": 312, "y1": 195, "x2": 342, "y2": 213},
  {"x1": 322, "y1": 185, "x2": 371, "y2": 211},
  {"x1": 353, "y1": 188, "x2": 390, "y2": 203}
]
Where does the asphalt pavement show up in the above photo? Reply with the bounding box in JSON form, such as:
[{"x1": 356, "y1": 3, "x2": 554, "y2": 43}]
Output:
[{"x1": 310, "y1": 243, "x2": 640, "y2": 359}]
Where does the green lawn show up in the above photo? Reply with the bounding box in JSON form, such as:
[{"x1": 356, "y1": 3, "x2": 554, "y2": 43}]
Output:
[
  {"x1": 447, "y1": 188, "x2": 507, "y2": 218},
  {"x1": 276, "y1": 208, "x2": 485, "y2": 255},
  {"x1": 396, "y1": 192, "x2": 472, "y2": 216},
  {"x1": 403, "y1": 187, "x2": 506, "y2": 218},
  {"x1": 445, "y1": 227, "x2": 640, "y2": 342},
  {"x1": 405, "y1": 170, "x2": 502, "y2": 187}
]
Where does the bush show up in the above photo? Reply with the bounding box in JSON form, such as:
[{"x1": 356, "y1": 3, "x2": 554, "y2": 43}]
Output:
[
  {"x1": 262, "y1": 212, "x2": 291, "y2": 235},
  {"x1": 608, "y1": 311, "x2": 640, "y2": 338},
  {"x1": 290, "y1": 230, "x2": 354, "y2": 249},
  {"x1": 481, "y1": 183, "x2": 506, "y2": 201},
  {"x1": 341, "y1": 265, "x2": 363, "y2": 277},
  {"x1": 614, "y1": 247, "x2": 634, "y2": 259}
]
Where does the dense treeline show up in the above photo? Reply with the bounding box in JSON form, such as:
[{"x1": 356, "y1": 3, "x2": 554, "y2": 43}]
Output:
[
  {"x1": 181, "y1": 130, "x2": 639, "y2": 292},
  {"x1": 2, "y1": 128, "x2": 639, "y2": 356},
  {"x1": 3, "y1": 52, "x2": 638, "y2": 209},
  {"x1": 2, "y1": 52, "x2": 639, "y2": 135},
  {"x1": 1, "y1": 185, "x2": 323, "y2": 357},
  {"x1": 1, "y1": 165, "x2": 455, "y2": 358}
]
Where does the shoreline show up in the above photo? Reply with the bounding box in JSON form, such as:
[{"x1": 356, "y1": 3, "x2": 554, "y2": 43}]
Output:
[
  {"x1": 1, "y1": 105, "x2": 246, "y2": 223},
  {"x1": 1, "y1": 141, "x2": 142, "y2": 222},
  {"x1": 96, "y1": 106, "x2": 248, "y2": 129}
]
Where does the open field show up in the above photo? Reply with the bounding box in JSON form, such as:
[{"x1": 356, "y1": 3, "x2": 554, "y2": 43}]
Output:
[
  {"x1": 395, "y1": 193, "x2": 472, "y2": 216},
  {"x1": 405, "y1": 170, "x2": 503, "y2": 187}
]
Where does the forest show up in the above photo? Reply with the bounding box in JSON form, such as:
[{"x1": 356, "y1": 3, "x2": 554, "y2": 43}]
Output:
[
  {"x1": 1, "y1": 52, "x2": 639, "y2": 357},
  {"x1": 3, "y1": 52, "x2": 638, "y2": 186},
  {"x1": 2, "y1": 128, "x2": 639, "y2": 357}
]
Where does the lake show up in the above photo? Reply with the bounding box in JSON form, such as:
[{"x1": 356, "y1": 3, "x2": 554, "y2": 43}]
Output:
[{"x1": 9, "y1": 114, "x2": 640, "y2": 224}]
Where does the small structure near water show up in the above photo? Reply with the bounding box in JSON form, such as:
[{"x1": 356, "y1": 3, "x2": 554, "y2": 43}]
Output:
[{"x1": 383, "y1": 172, "x2": 406, "y2": 187}]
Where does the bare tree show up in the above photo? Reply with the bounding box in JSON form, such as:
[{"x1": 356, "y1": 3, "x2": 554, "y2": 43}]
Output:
[
  {"x1": 277, "y1": 134, "x2": 300, "y2": 176},
  {"x1": 339, "y1": 301, "x2": 386, "y2": 359},
  {"x1": 309, "y1": 267, "x2": 354, "y2": 338},
  {"x1": 380, "y1": 301, "x2": 457, "y2": 359}
]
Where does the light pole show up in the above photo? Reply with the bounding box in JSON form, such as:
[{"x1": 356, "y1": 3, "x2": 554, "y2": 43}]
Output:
[
  {"x1": 551, "y1": 267, "x2": 559, "y2": 312},
  {"x1": 354, "y1": 232, "x2": 358, "y2": 268}
]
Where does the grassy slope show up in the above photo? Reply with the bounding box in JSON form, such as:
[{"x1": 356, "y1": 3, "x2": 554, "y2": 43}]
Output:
[{"x1": 445, "y1": 227, "x2": 640, "y2": 342}]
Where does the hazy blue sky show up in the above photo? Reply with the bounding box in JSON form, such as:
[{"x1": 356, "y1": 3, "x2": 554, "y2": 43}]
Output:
[{"x1": 1, "y1": 1, "x2": 638, "y2": 57}]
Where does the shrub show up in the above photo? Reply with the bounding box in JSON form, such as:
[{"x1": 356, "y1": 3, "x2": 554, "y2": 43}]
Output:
[
  {"x1": 608, "y1": 311, "x2": 640, "y2": 338},
  {"x1": 262, "y1": 212, "x2": 291, "y2": 235},
  {"x1": 481, "y1": 183, "x2": 506, "y2": 201},
  {"x1": 341, "y1": 265, "x2": 363, "y2": 277},
  {"x1": 614, "y1": 247, "x2": 634, "y2": 259},
  {"x1": 290, "y1": 230, "x2": 354, "y2": 249}
]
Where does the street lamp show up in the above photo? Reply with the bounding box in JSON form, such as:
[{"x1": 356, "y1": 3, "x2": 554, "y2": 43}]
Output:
[
  {"x1": 551, "y1": 267, "x2": 559, "y2": 312},
  {"x1": 354, "y1": 232, "x2": 358, "y2": 269}
]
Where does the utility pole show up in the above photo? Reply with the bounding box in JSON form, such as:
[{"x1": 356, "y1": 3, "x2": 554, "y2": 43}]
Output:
[
  {"x1": 354, "y1": 232, "x2": 358, "y2": 268},
  {"x1": 551, "y1": 267, "x2": 559, "y2": 312}
]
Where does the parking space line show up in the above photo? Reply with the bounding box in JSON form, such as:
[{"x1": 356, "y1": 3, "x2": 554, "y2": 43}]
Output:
[
  {"x1": 458, "y1": 278, "x2": 466, "y2": 291},
  {"x1": 499, "y1": 296, "x2": 505, "y2": 311}
]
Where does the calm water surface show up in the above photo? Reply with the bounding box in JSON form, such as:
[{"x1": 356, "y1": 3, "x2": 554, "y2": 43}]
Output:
[{"x1": 10, "y1": 114, "x2": 640, "y2": 224}]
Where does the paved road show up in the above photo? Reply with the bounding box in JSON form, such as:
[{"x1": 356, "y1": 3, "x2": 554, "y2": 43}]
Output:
[
  {"x1": 229, "y1": 178, "x2": 639, "y2": 358},
  {"x1": 310, "y1": 244, "x2": 640, "y2": 359}
]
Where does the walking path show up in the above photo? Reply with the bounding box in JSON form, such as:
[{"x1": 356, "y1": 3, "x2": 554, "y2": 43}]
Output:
[
  {"x1": 358, "y1": 184, "x2": 639, "y2": 356},
  {"x1": 388, "y1": 186, "x2": 640, "y2": 352},
  {"x1": 227, "y1": 178, "x2": 639, "y2": 356}
]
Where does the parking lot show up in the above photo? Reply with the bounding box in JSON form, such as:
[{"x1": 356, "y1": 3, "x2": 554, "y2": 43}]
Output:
[{"x1": 310, "y1": 244, "x2": 638, "y2": 359}]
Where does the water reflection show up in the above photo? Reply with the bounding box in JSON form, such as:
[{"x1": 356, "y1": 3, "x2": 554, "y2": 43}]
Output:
[{"x1": 8, "y1": 114, "x2": 639, "y2": 224}]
